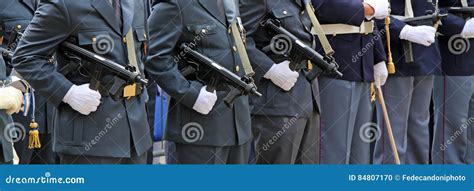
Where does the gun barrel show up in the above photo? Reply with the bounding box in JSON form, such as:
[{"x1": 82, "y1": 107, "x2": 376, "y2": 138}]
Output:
[
  {"x1": 181, "y1": 44, "x2": 261, "y2": 97},
  {"x1": 449, "y1": 7, "x2": 474, "y2": 18},
  {"x1": 61, "y1": 41, "x2": 148, "y2": 84},
  {"x1": 401, "y1": 13, "x2": 448, "y2": 26},
  {"x1": 263, "y1": 19, "x2": 342, "y2": 78},
  {"x1": 449, "y1": 7, "x2": 474, "y2": 13}
]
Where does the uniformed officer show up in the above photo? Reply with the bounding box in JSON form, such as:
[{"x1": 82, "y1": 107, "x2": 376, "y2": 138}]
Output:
[
  {"x1": 12, "y1": 0, "x2": 153, "y2": 164},
  {"x1": 432, "y1": 0, "x2": 474, "y2": 164},
  {"x1": 311, "y1": 0, "x2": 389, "y2": 164},
  {"x1": 1, "y1": 0, "x2": 57, "y2": 165},
  {"x1": 373, "y1": 0, "x2": 441, "y2": 164},
  {"x1": 146, "y1": 0, "x2": 253, "y2": 164},
  {"x1": 240, "y1": 0, "x2": 322, "y2": 164},
  {"x1": 0, "y1": 56, "x2": 23, "y2": 164}
]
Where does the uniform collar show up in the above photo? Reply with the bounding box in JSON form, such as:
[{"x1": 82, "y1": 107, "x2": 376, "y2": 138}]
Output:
[
  {"x1": 198, "y1": 0, "x2": 227, "y2": 26},
  {"x1": 294, "y1": 0, "x2": 303, "y2": 8},
  {"x1": 91, "y1": 0, "x2": 134, "y2": 35},
  {"x1": 21, "y1": 0, "x2": 36, "y2": 13}
]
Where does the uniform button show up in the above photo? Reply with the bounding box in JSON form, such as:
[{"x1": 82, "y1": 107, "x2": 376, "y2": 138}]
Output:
[
  {"x1": 144, "y1": 33, "x2": 147, "y2": 39},
  {"x1": 236, "y1": 66, "x2": 240, "y2": 72},
  {"x1": 201, "y1": 29, "x2": 208, "y2": 34},
  {"x1": 228, "y1": 28, "x2": 232, "y2": 34},
  {"x1": 233, "y1": 46, "x2": 237, "y2": 52},
  {"x1": 301, "y1": 11, "x2": 305, "y2": 15},
  {"x1": 283, "y1": 10, "x2": 288, "y2": 15},
  {"x1": 92, "y1": 37, "x2": 97, "y2": 42},
  {"x1": 123, "y1": 37, "x2": 127, "y2": 43},
  {"x1": 16, "y1": 25, "x2": 22, "y2": 29}
]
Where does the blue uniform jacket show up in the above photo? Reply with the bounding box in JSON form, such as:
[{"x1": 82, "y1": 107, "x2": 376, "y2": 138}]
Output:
[
  {"x1": 438, "y1": 0, "x2": 474, "y2": 76},
  {"x1": 312, "y1": 0, "x2": 387, "y2": 82},
  {"x1": 377, "y1": 0, "x2": 442, "y2": 76}
]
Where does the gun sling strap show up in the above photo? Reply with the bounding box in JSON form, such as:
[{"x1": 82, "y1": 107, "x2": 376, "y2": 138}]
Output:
[
  {"x1": 222, "y1": 0, "x2": 255, "y2": 77},
  {"x1": 304, "y1": 1, "x2": 335, "y2": 58},
  {"x1": 124, "y1": 28, "x2": 141, "y2": 98}
]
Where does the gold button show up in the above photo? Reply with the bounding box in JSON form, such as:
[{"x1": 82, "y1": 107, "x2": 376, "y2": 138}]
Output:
[
  {"x1": 123, "y1": 37, "x2": 127, "y2": 43},
  {"x1": 228, "y1": 28, "x2": 231, "y2": 34},
  {"x1": 283, "y1": 10, "x2": 288, "y2": 15},
  {"x1": 301, "y1": 11, "x2": 305, "y2": 15},
  {"x1": 236, "y1": 66, "x2": 240, "y2": 72},
  {"x1": 92, "y1": 37, "x2": 97, "y2": 42},
  {"x1": 144, "y1": 33, "x2": 147, "y2": 39},
  {"x1": 233, "y1": 46, "x2": 237, "y2": 52},
  {"x1": 17, "y1": 25, "x2": 22, "y2": 29}
]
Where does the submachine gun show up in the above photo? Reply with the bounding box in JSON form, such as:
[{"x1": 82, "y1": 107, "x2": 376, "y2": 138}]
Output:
[
  {"x1": 398, "y1": 1, "x2": 448, "y2": 63},
  {"x1": 3, "y1": 28, "x2": 148, "y2": 98},
  {"x1": 179, "y1": 44, "x2": 262, "y2": 107},
  {"x1": 261, "y1": 19, "x2": 343, "y2": 81}
]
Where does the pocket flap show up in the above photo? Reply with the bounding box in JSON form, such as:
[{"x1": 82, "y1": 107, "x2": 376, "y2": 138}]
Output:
[
  {"x1": 77, "y1": 31, "x2": 111, "y2": 45},
  {"x1": 186, "y1": 23, "x2": 217, "y2": 35}
]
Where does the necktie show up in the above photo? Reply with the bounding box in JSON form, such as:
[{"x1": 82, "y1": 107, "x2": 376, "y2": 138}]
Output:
[
  {"x1": 112, "y1": 0, "x2": 123, "y2": 23},
  {"x1": 216, "y1": 0, "x2": 227, "y2": 24},
  {"x1": 405, "y1": 0, "x2": 414, "y2": 18}
]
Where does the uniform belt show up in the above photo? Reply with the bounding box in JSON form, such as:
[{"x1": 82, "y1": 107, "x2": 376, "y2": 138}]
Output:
[{"x1": 311, "y1": 21, "x2": 375, "y2": 35}]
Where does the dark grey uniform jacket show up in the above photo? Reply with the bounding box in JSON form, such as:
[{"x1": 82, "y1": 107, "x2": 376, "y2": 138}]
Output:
[
  {"x1": 1, "y1": 0, "x2": 54, "y2": 137},
  {"x1": 12, "y1": 0, "x2": 152, "y2": 158},
  {"x1": 0, "y1": 57, "x2": 14, "y2": 164},
  {"x1": 146, "y1": 0, "x2": 252, "y2": 146},
  {"x1": 239, "y1": 0, "x2": 320, "y2": 118}
]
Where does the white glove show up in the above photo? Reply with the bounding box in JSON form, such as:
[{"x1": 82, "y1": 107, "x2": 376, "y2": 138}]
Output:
[
  {"x1": 62, "y1": 84, "x2": 101, "y2": 115},
  {"x1": 374, "y1": 62, "x2": 388, "y2": 87},
  {"x1": 365, "y1": 0, "x2": 390, "y2": 19},
  {"x1": 263, "y1": 60, "x2": 299, "y2": 91},
  {"x1": 400, "y1": 25, "x2": 437, "y2": 46},
  {"x1": 192, "y1": 86, "x2": 217, "y2": 115},
  {"x1": 461, "y1": 18, "x2": 474, "y2": 38},
  {"x1": 0, "y1": 87, "x2": 23, "y2": 115}
]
